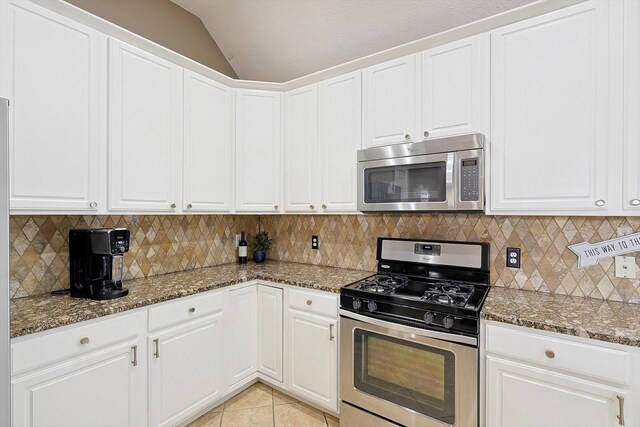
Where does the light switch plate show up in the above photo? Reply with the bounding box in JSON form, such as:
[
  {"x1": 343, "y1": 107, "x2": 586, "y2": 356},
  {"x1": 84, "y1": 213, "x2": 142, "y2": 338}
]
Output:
[
  {"x1": 615, "y1": 256, "x2": 636, "y2": 279},
  {"x1": 235, "y1": 234, "x2": 241, "y2": 248}
]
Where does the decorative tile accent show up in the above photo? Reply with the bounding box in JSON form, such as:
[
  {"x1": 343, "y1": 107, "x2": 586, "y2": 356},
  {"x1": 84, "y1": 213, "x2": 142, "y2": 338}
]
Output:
[{"x1": 9, "y1": 214, "x2": 640, "y2": 304}]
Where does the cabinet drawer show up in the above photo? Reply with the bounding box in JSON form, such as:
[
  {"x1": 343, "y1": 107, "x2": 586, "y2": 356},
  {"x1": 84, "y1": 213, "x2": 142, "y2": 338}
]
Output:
[
  {"x1": 12, "y1": 311, "x2": 142, "y2": 375},
  {"x1": 288, "y1": 288, "x2": 338, "y2": 318},
  {"x1": 485, "y1": 323, "x2": 631, "y2": 385},
  {"x1": 148, "y1": 290, "x2": 224, "y2": 331}
]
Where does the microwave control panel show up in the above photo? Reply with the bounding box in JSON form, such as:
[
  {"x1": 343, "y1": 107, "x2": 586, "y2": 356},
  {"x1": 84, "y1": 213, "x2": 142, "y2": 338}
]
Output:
[{"x1": 460, "y1": 158, "x2": 480, "y2": 201}]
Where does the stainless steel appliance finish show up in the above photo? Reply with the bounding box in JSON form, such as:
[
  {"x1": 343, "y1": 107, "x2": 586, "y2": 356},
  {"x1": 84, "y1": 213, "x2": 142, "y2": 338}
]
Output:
[
  {"x1": 340, "y1": 313, "x2": 478, "y2": 427},
  {"x1": 0, "y1": 98, "x2": 10, "y2": 426},
  {"x1": 339, "y1": 237, "x2": 489, "y2": 427},
  {"x1": 357, "y1": 133, "x2": 485, "y2": 212}
]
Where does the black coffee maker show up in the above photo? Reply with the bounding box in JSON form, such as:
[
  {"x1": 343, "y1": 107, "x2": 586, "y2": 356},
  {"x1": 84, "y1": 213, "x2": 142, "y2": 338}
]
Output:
[{"x1": 69, "y1": 228, "x2": 130, "y2": 300}]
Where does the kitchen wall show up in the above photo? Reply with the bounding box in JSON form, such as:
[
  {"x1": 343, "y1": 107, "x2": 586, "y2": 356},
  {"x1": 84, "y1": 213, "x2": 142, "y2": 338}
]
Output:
[
  {"x1": 65, "y1": 0, "x2": 238, "y2": 79},
  {"x1": 9, "y1": 214, "x2": 640, "y2": 304}
]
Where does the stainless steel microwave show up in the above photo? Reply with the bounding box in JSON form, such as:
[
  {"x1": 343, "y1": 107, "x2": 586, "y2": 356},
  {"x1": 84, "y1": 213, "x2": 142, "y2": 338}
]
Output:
[{"x1": 357, "y1": 133, "x2": 485, "y2": 212}]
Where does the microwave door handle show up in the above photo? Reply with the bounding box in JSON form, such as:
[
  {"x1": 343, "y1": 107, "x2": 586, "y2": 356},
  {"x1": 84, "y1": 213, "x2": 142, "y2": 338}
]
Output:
[{"x1": 446, "y1": 152, "x2": 455, "y2": 209}]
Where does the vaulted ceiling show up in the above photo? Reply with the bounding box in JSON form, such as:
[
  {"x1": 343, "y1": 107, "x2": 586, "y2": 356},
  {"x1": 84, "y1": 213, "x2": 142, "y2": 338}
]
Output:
[{"x1": 172, "y1": 0, "x2": 535, "y2": 83}]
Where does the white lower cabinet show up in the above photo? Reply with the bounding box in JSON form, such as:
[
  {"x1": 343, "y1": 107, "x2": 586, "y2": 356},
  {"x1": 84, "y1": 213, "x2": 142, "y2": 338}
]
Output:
[
  {"x1": 148, "y1": 314, "x2": 225, "y2": 427},
  {"x1": 483, "y1": 321, "x2": 639, "y2": 427},
  {"x1": 258, "y1": 285, "x2": 283, "y2": 382},
  {"x1": 227, "y1": 285, "x2": 258, "y2": 387},
  {"x1": 285, "y1": 288, "x2": 338, "y2": 413}
]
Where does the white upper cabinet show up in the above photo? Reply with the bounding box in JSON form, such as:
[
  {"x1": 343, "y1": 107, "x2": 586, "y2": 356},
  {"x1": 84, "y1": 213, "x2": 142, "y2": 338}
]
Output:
[
  {"x1": 235, "y1": 89, "x2": 281, "y2": 212},
  {"x1": 623, "y1": 0, "x2": 640, "y2": 212},
  {"x1": 0, "y1": 0, "x2": 106, "y2": 213},
  {"x1": 489, "y1": 1, "x2": 614, "y2": 214},
  {"x1": 183, "y1": 70, "x2": 232, "y2": 213},
  {"x1": 283, "y1": 84, "x2": 318, "y2": 213},
  {"x1": 421, "y1": 34, "x2": 489, "y2": 139},
  {"x1": 362, "y1": 55, "x2": 420, "y2": 148},
  {"x1": 318, "y1": 71, "x2": 362, "y2": 212},
  {"x1": 108, "y1": 38, "x2": 182, "y2": 212}
]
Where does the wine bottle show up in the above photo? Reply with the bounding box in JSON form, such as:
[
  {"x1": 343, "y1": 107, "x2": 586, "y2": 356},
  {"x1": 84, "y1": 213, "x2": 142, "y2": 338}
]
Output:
[{"x1": 238, "y1": 231, "x2": 248, "y2": 264}]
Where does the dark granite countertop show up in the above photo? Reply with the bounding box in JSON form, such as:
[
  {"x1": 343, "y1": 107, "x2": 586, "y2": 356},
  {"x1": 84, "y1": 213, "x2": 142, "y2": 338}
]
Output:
[
  {"x1": 10, "y1": 261, "x2": 374, "y2": 339},
  {"x1": 482, "y1": 287, "x2": 640, "y2": 347}
]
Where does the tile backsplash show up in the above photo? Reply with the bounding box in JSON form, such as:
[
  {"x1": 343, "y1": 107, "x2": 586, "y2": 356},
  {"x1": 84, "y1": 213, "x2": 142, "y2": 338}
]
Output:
[{"x1": 9, "y1": 214, "x2": 640, "y2": 304}]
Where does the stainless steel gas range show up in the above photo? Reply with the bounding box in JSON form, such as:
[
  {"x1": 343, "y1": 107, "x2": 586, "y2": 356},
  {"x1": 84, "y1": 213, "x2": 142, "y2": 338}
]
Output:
[{"x1": 339, "y1": 237, "x2": 490, "y2": 427}]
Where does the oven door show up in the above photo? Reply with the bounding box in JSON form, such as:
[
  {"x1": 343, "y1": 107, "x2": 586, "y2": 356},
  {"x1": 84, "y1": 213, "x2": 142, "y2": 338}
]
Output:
[
  {"x1": 358, "y1": 152, "x2": 454, "y2": 212},
  {"x1": 340, "y1": 311, "x2": 478, "y2": 427}
]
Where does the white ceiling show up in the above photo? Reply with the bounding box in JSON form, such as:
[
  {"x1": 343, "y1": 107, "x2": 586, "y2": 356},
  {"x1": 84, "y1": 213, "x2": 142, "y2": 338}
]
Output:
[{"x1": 172, "y1": 0, "x2": 535, "y2": 83}]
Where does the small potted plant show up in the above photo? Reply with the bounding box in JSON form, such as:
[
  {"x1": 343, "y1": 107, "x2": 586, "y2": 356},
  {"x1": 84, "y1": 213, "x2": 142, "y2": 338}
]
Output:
[{"x1": 251, "y1": 230, "x2": 272, "y2": 263}]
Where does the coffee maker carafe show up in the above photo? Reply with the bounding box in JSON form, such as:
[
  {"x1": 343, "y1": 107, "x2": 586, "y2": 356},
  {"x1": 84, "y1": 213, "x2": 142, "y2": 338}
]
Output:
[{"x1": 69, "y1": 228, "x2": 130, "y2": 300}]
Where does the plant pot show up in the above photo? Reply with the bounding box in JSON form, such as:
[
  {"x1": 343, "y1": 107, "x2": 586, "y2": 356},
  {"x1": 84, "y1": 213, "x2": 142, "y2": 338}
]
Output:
[{"x1": 253, "y1": 251, "x2": 266, "y2": 263}]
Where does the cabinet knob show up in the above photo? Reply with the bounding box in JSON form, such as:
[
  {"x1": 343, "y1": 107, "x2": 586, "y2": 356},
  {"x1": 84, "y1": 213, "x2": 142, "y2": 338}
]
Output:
[
  {"x1": 80, "y1": 337, "x2": 90, "y2": 345},
  {"x1": 322, "y1": 204, "x2": 327, "y2": 209},
  {"x1": 423, "y1": 130, "x2": 430, "y2": 138},
  {"x1": 89, "y1": 201, "x2": 97, "y2": 208},
  {"x1": 188, "y1": 307, "x2": 195, "y2": 313},
  {"x1": 170, "y1": 203, "x2": 176, "y2": 209},
  {"x1": 186, "y1": 203, "x2": 193, "y2": 209},
  {"x1": 545, "y1": 349, "x2": 555, "y2": 359},
  {"x1": 309, "y1": 204, "x2": 314, "y2": 210},
  {"x1": 630, "y1": 199, "x2": 640, "y2": 206},
  {"x1": 404, "y1": 133, "x2": 411, "y2": 141},
  {"x1": 274, "y1": 205, "x2": 279, "y2": 210},
  {"x1": 306, "y1": 299, "x2": 312, "y2": 305},
  {"x1": 595, "y1": 199, "x2": 606, "y2": 207}
]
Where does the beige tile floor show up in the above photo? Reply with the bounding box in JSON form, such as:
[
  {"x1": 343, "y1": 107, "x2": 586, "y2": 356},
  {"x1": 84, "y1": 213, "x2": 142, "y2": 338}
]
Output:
[{"x1": 188, "y1": 382, "x2": 340, "y2": 427}]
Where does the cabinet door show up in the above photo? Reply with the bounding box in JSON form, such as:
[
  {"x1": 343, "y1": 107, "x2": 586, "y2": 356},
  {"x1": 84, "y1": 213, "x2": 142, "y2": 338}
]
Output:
[
  {"x1": 227, "y1": 285, "x2": 258, "y2": 386},
  {"x1": 109, "y1": 38, "x2": 182, "y2": 212},
  {"x1": 257, "y1": 285, "x2": 283, "y2": 382},
  {"x1": 486, "y1": 356, "x2": 629, "y2": 427},
  {"x1": 235, "y1": 89, "x2": 281, "y2": 212},
  {"x1": 421, "y1": 34, "x2": 489, "y2": 139},
  {"x1": 149, "y1": 314, "x2": 224, "y2": 427},
  {"x1": 0, "y1": 0, "x2": 106, "y2": 212},
  {"x1": 623, "y1": 0, "x2": 640, "y2": 213},
  {"x1": 362, "y1": 54, "x2": 419, "y2": 147},
  {"x1": 183, "y1": 70, "x2": 232, "y2": 212},
  {"x1": 12, "y1": 341, "x2": 145, "y2": 427},
  {"x1": 283, "y1": 84, "x2": 318, "y2": 213},
  {"x1": 318, "y1": 71, "x2": 362, "y2": 212},
  {"x1": 286, "y1": 309, "x2": 337, "y2": 412},
  {"x1": 490, "y1": 1, "x2": 613, "y2": 213}
]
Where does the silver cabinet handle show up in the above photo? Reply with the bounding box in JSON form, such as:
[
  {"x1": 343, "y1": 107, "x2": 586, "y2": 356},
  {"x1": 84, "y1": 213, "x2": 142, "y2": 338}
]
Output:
[
  {"x1": 80, "y1": 337, "x2": 90, "y2": 345},
  {"x1": 274, "y1": 205, "x2": 279, "y2": 210},
  {"x1": 404, "y1": 133, "x2": 411, "y2": 141},
  {"x1": 309, "y1": 204, "x2": 314, "y2": 210},
  {"x1": 89, "y1": 201, "x2": 98, "y2": 208},
  {"x1": 186, "y1": 203, "x2": 193, "y2": 209},
  {"x1": 188, "y1": 307, "x2": 195, "y2": 313},
  {"x1": 322, "y1": 204, "x2": 327, "y2": 209},
  {"x1": 617, "y1": 395, "x2": 625, "y2": 426},
  {"x1": 545, "y1": 349, "x2": 555, "y2": 359},
  {"x1": 170, "y1": 203, "x2": 176, "y2": 209},
  {"x1": 153, "y1": 338, "x2": 160, "y2": 358},
  {"x1": 595, "y1": 199, "x2": 606, "y2": 207},
  {"x1": 630, "y1": 199, "x2": 640, "y2": 206},
  {"x1": 329, "y1": 323, "x2": 335, "y2": 341},
  {"x1": 306, "y1": 299, "x2": 312, "y2": 305},
  {"x1": 131, "y1": 345, "x2": 137, "y2": 367},
  {"x1": 423, "y1": 130, "x2": 430, "y2": 138}
]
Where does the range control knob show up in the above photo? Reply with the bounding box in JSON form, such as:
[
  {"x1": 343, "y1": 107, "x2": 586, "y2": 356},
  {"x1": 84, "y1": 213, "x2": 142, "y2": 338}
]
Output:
[
  {"x1": 352, "y1": 299, "x2": 362, "y2": 310},
  {"x1": 423, "y1": 311, "x2": 435, "y2": 325},
  {"x1": 367, "y1": 301, "x2": 377, "y2": 312},
  {"x1": 443, "y1": 316, "x2": 455, "y2": 329}
]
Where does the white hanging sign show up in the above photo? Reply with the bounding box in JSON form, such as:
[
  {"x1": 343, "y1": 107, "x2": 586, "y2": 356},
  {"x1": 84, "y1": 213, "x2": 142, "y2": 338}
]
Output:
[{"x1": 568, "y1": 232, "x2": 640, "y2": 268}]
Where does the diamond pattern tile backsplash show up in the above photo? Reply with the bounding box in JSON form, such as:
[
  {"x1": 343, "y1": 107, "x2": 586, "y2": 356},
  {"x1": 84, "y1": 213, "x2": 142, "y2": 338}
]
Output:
[{"x1": 9, "y1": 214, "x2": 640, "y2": 304}]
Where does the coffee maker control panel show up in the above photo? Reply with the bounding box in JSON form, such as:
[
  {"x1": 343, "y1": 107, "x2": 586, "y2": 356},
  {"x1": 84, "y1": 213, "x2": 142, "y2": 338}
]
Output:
[
  {"x1": 111, "y1": 229, "x2": 130, "y2": 254},
  {"x1": 89, "y1": 228, "x2": 130, "y2": 255}
]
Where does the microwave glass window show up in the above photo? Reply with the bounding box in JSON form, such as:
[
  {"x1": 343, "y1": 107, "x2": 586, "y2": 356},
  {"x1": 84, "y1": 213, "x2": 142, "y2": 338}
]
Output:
[
  {"x1": 353, "y1": 329, "x2": 456, "y2": 425},
  {"x1": 364, "y1": 162, "x2": 446, "y2": 204}
]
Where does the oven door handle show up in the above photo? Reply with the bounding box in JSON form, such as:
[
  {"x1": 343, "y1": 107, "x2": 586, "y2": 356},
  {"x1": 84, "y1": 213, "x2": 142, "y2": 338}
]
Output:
[{"x1": 339, "y1": 309, "x2": 477, "y2": 347}]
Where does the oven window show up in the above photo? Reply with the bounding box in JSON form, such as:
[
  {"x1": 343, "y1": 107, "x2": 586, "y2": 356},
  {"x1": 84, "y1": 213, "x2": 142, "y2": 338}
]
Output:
[
  {"x1": 353, "y1": 329, "x2": 455, "y2": 425},
  {"x1": 364, "y1": 162, "x2": 446, "y2": 204}
]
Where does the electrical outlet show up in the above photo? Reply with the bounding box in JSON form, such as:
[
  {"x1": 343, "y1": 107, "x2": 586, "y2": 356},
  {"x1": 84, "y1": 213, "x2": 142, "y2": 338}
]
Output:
[
  {"x1": 235, "y1": 234, "x2": 241, "y2": 248},
  {"x1": 311, "y1": 235, "x2": 319, "y2": 250},
  {"x1": 506, "y1": 247, "x2": 521, "y2": 268},
  {"x1": 615, "y1": 256, "x2": 637, "y2": 279}
]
